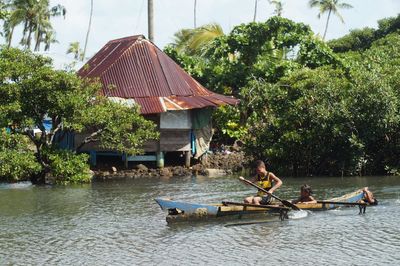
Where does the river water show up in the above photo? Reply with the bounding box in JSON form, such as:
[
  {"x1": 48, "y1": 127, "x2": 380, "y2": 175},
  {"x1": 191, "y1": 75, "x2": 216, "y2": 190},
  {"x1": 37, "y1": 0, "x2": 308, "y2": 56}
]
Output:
[{"x1": 1, "y1": 175, "x2": 399, "y2": 265}]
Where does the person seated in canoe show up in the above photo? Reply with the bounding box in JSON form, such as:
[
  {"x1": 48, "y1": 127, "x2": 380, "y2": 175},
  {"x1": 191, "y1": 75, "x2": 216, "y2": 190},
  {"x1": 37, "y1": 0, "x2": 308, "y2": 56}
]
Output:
[
  {"x1": 362, "y1": 187, "x2": 378, "y2": 205},
  {"x1": 292, "y1": 184, "x2": 317, "y2": 204},
  {"x1": 242, "y1": 160, "x2": 282, "y2": 205}
]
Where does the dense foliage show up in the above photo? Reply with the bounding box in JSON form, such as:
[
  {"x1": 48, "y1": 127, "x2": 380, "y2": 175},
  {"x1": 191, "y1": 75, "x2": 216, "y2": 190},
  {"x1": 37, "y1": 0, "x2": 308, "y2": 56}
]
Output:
[
  {"x1": 0, "y1": 48, "x2": 158, "y2": 184},
  {"x1": 328, "y1": 14, "x2": 400, "y2": 52},
  {"x1": 0, "y1": 129, "x2": 41, "y2": 181},
  {"x1": 167, "y1": 16, "x2": 400, "y2": 176}
]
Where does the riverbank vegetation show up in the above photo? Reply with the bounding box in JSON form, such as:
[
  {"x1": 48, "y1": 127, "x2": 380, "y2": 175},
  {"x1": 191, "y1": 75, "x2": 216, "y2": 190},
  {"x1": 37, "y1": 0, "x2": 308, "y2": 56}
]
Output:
[
  {"x1": 166, "y1": 15, "x2": 400, "y2": 177},
  {"x1": 0, "y1": 48, "x2": 158, "y2": 184}
]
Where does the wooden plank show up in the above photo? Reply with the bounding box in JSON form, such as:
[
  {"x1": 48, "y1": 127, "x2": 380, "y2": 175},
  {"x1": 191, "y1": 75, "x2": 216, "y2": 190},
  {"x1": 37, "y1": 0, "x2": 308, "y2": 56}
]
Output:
[
  {"x1": 222, "y1": 201, "x2": 289, "y2": 210},
  {"x1": 125, "y1": 155, "x2": 157, "y2": 162},
  {"x1": 160, "y1": 129, "x2": 191, "y2": 151}
]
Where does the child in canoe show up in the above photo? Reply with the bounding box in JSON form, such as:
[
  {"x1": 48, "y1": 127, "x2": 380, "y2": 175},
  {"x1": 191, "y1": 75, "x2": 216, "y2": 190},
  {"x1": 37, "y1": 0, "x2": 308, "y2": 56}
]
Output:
[
  {"x1": 242, "y1": 160, "x2": 282, "y2": 205},
  {"x1": 292, "y1": 184, "x2": 317, "y2": 204}
]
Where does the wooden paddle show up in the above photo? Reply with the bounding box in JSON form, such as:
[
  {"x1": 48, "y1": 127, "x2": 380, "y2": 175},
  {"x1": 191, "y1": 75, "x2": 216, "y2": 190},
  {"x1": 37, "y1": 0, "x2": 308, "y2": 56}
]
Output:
[{"x1": 239, "y1": 176, "x2": 301, "y2": 211}]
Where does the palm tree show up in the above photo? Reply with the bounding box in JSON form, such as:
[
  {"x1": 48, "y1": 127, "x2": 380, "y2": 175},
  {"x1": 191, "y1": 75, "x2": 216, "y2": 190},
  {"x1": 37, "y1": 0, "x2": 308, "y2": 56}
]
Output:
[
  {"x1": 171, "y1": 23, "x2": 224, "y2": 55},
  {"x1": 269, "y1": 0, "x2": 283, "y2": 16},
  {"x1": 4, "y1": 0, "x2": 65, "y2": 50},
  {"x1": 189, "y1": 23, "x2": 224, "y2": 53},
  {"x1": 33, "y1": 2, "x2": 65, "y2": 51},
  {"x1": 2, "y1": 0, "x2": 25, "y2": 47},
  {"x1": 0, "y1": 0, "x2": 7, "y2": 21},
  {"x1": 171, "y1": 28, "x2": 195, "y2": 53},
  {"x1": 308, "y1": 0, "x2": 353, "y2": 40},
  {"x1": 67, "y1": 41, "x2": 84, "y2": 61},
  {"x1": 82, "y1": 0, "x2": 93, "y2": 61},
  {"x1": 43, "y1": 29, "x2": 58, "y2": 51}
]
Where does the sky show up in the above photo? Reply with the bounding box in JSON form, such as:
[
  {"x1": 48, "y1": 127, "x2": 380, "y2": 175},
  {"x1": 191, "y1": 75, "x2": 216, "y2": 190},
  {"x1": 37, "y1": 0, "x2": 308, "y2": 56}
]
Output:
[{"x1": 3, "y1": 0, "x2": 399, "y2": 69}]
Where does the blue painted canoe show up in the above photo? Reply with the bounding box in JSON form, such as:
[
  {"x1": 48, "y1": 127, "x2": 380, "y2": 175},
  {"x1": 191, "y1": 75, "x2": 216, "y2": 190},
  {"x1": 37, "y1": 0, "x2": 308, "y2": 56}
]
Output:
[{"x1": 155, "y1": 198, "x2": 220, "y2": 216}]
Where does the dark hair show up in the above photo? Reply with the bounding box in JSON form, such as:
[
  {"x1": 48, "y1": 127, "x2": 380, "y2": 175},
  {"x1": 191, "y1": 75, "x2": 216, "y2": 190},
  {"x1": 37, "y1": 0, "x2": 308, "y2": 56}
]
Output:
[
  {"x1": 255, "y1": 160, "x2": 266, "y2": 168},
  {"x1": 301, "y1": 184, "x2": 313, "y2": 194}
]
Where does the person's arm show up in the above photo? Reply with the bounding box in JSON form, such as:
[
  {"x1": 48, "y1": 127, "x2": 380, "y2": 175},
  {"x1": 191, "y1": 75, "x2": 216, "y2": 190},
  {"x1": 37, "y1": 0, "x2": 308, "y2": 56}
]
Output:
[
  {"x1": 302, "y1": 196, "x2": 317, "y2": 204},
  {"x1": 267, "y1": 172, "x2": 282, "y2": 194}
]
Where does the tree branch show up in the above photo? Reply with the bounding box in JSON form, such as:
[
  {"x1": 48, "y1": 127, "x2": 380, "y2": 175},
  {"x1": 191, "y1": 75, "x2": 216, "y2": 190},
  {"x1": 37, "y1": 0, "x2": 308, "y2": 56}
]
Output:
[
  {"x1": 49, "y1": 121, "x2": 63, "y2": 146},
  {"x1": 76, "y1": 128, "x2": 103, "y2": 152}
]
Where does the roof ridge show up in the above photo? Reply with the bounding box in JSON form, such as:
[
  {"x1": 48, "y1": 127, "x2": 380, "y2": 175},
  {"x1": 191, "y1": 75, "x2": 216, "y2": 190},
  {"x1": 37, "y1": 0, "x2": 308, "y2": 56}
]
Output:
[{"x1": 107, "y1": 35, "x2": 145, "y2": 44}]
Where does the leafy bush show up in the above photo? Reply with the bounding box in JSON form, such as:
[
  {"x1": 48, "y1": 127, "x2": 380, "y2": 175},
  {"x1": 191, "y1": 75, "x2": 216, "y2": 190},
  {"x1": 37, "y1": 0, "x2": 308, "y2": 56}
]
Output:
[
  {"x1": 0, "y1": 130, "x2": 41, "y2": 181},
  {"x1": 46, "y1": 149, "x2": 92, "y2": 184}
]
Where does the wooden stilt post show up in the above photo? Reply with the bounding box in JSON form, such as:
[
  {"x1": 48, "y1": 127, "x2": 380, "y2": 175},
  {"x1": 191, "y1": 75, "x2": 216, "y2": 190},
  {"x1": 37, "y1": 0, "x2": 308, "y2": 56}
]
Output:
[
  {"x1": 185, "y1": 151, "x2": 191, "y2": 168},
  {"x1": 89, "y1": 150, "x2": 97, "y2": 167},
  {"x1": 123, "y1": 153, "x2": 128, "y2": 169},
  {"x1": 157, "y1": 151, "x2": 164, "y2": 168}
]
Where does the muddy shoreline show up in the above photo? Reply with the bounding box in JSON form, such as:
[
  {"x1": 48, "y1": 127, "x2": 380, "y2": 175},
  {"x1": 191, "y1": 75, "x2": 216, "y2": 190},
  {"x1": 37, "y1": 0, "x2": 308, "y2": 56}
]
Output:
[{"x1": 93, "y1": 152, "x2": 251, "y2": 180}]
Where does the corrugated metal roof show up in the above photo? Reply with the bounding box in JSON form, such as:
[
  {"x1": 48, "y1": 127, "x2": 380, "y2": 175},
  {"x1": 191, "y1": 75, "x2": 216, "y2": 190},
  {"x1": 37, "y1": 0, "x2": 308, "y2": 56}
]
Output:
[{"x1": 78, "y1": 35, "x2": 238, "y2": 114}]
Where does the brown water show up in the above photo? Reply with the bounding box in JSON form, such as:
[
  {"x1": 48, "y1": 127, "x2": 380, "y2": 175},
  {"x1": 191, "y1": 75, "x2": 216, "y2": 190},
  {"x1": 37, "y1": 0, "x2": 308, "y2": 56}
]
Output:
[{"x1": 1, "y1": 175, "x2": 399, "y2": 265}]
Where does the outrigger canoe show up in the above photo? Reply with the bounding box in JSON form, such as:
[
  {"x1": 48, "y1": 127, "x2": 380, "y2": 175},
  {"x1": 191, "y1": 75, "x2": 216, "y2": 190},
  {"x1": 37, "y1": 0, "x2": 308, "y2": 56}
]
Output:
[{"x1": 155, "y1": 189, "x2": 366, "y2": 223}]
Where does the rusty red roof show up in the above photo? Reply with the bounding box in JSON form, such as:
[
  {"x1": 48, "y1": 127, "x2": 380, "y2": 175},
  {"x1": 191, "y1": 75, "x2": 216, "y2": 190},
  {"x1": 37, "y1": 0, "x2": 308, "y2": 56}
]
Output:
[{"x1": 78, "y1": 35, "x2": 238, "y2": 114}]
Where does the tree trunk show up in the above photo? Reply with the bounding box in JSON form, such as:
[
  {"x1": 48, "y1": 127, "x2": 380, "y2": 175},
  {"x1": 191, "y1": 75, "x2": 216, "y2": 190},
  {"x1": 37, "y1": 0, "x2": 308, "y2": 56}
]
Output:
[
  {"x1": 83, "y1": 0, "x2": 94, "y2": 61},
  {"x1": 194, "y1": 0, "x2": 197, "y2": 28},
  {"x1": 31, "y1": 148, "x2": 50, "y2": 185},
  {"x1": 322, "y1": 9, "x2": 332, "y2": 40},
  {"x1": 253, "y1": 0, "x2": 258, "y2": 22},
  {"x1": 27, "y1": 24, "x2": 33, "y2": 49},
  {"x1": 7, "y1": 26, "x2": 14, "y2": 48},
  {"x1": 148, "y1": 0, "x2": 154, "y2": 42},
  {"x1": 30, "y1": 170, "x2": 47, "y2": 185},
  {"x1": 34, "y1": 30, "x2": 41, "y2": 51}
]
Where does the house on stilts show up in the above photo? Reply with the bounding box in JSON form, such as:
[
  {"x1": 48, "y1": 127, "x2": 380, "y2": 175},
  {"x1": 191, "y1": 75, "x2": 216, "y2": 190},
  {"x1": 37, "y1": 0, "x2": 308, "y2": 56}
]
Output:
[{"x1": 77, "y1": 35, "x2": 238, "y2": 168}]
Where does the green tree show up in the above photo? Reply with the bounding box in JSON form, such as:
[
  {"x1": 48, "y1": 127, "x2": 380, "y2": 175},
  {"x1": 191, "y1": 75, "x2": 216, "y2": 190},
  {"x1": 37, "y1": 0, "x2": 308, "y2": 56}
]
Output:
[
  {"x1": 0, "y1": 48, "x2": 158, "y2": 184},
  {"x1": 170, "y1": 23, "x2": 224, "y2": 56},
  {"x1": 203, "y1": 17, "x2": 341, "y2": 96},
  {"x1": 67, "y1": 41, "x2": 84, "y2": 61},
  {"x1": 0, "y1": 0, "x2": 8, "y2": 21},
  {"x1": 0, "y1": 129, "x2": 41, "y2": 182},
  {"x1": 308, "y1": 0, "x2": 353, "y2": 40},
  {"x1": 168, "y1": 17, "x2": 341, "y2": 142},
  {"x1": 328, "y1": 27, "x2": 375, "y2": 52},
  {"x1": 269, "y1": 0, "x2": 283, "y2": 16},
  {"x1": 328, "y1": 14, "x2": 400, "y2": 53},
  {"x1": 3, "y1": 0, "x2": 65, "y2": 50}
]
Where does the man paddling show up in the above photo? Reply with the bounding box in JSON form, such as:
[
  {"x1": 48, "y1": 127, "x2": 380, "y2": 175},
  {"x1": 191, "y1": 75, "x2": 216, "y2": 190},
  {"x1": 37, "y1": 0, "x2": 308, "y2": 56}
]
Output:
[{"x1": 242, "y1": 160, "x2": 282, "y2": 205}]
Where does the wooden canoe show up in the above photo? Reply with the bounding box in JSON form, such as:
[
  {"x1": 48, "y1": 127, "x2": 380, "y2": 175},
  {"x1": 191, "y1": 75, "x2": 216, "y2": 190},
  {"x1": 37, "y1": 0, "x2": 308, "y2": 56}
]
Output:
[
  {"x1": 155, "y1": 189, "x2": 366, "y2": 223},
  {"x1": 294, "y1": 189, "x2": 366, "y2": 210}
]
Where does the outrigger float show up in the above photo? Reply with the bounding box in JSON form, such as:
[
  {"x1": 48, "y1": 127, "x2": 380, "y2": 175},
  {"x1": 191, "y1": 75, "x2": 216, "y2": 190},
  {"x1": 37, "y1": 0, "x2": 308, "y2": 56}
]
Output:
[{"x1": 155, "y1": 189, "x2": 368, "y2": 223}]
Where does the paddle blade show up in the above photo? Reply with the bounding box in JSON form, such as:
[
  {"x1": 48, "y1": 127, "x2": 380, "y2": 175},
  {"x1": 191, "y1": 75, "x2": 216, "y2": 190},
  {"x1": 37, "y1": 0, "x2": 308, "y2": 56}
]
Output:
[{"x1": 282, "y1": 200, "x2": 301, "y2": 211}]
